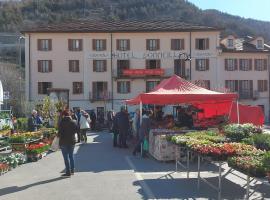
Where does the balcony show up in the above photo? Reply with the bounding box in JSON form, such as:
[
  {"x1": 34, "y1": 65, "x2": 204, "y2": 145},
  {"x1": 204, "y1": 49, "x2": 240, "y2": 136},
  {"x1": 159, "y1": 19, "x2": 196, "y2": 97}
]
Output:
[
  {"x1": 239, "y1": 89, "x2": 253, "y2": 99},
  {"x1": 89, "y1": 91, "x2": 112, "y2": 102}
]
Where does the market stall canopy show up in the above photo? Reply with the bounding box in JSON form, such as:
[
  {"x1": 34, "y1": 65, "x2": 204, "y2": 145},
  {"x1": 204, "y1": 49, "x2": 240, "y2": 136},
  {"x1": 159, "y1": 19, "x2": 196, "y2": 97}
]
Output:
[
  {"x1": 126, "y1": 75, "x2": 238, "y2": 105},
  {"x1": 0, "y1": 80, "x2": 3, "y2": 105}
]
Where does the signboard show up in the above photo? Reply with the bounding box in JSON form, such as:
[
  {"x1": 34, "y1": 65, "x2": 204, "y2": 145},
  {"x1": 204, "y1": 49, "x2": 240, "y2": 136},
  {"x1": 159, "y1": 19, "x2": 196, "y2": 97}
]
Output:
[{"x1": 123, "y1": 69, "x2": 165, "y2": 76}]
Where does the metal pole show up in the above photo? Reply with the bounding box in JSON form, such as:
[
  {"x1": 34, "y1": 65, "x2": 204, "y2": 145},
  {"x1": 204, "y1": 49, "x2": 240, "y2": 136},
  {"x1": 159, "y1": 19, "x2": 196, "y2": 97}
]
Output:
[
  {"x1": 245, "y1": 175, "x2": 250, "y2": 200},
  {"x1": 197, "y1": 155, "x2": 201, "y2": 190},
  {"x1": 110, "y1": 33, "x2": 114, "y2": 110},
  {"x1": 218, "y1": 162, "x2": 222, "y2": 200},
  {"x1": 237, "y1": 100, "x2": 240, "y2": 124},
  {"x1": 187, "y1": 150, "x2": 190, "y2": 178},
  {"x1": 139, "y1": 101, "x2": 142, "y2": 125}
]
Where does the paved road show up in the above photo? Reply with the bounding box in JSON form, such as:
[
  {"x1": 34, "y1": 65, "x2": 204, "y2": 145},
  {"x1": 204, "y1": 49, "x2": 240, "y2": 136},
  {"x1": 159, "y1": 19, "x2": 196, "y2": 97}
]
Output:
[{"x1": 0, "y1": 132, "x2": 269, "y2": 200}]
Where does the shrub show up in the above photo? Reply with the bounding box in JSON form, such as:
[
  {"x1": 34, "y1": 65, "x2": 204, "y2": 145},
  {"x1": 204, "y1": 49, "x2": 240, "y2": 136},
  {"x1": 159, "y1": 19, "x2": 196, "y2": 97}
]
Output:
[{"x1": 243, "y1": 134, "x2": 270, "y2": 151}]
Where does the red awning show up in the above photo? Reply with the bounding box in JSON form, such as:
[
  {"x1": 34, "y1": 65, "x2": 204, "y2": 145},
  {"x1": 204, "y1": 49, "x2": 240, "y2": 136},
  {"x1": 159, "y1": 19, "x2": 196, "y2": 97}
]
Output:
[{"x1": 126, "y1": 75, "x2": 238, "y2": 105}]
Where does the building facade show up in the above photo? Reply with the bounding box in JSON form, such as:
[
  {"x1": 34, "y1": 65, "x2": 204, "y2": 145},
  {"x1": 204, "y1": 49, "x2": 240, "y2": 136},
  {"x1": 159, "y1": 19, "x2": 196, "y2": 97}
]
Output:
[{"x1": 22, "y1": 21, "x2": 270, "y2": 121}]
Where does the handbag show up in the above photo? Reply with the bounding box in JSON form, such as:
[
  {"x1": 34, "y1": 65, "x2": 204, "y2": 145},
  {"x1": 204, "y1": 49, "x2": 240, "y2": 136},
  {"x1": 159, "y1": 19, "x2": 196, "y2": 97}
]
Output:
[{"x1": 50, "y1": 136, "x2": 60, "y2": 151}]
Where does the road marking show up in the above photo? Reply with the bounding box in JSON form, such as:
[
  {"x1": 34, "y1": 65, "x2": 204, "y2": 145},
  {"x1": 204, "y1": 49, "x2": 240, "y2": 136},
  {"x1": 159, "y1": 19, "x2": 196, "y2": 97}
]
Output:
[{"x1": 125, "y1": 156, "x2": 156, "y2": 200}]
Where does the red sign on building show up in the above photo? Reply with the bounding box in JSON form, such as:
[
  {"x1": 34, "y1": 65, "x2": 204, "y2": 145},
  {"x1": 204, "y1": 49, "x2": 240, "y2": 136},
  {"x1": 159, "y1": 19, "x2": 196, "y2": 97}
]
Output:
[{"x1": 123, "y1": 69, "x2": 165, "y2": 76}]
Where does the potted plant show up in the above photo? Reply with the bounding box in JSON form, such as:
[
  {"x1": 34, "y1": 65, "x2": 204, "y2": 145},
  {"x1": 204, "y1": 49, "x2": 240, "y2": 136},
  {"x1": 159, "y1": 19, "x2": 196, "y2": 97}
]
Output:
[{"x1": 263, "y1": 152, "x2": 270, "y2": 182}]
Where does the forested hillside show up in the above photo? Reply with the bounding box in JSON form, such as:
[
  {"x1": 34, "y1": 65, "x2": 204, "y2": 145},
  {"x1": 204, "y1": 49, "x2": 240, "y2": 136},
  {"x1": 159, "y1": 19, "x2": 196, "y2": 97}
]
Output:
[{"x1": 1, "y1": 0, "x2": 270, "y2": 41}]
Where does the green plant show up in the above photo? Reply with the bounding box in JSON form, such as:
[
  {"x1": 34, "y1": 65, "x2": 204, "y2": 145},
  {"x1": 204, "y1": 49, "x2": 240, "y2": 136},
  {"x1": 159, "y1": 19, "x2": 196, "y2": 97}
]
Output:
[
  {"x1": 263, "y1": 152, "x2": 270, "y2": 172},
  {"x1": 224, "y1": 124, "x2": 261, "y2": 142},
  {"x1": 16, "y1": 118, "x2": 28, "y2": 131}
]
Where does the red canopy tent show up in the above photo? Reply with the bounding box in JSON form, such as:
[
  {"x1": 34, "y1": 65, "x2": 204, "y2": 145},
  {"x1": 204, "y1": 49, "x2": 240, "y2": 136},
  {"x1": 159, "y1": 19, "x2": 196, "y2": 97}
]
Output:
[{"x1": 126, "y1": 75, "x2": 238, "y2": 105}]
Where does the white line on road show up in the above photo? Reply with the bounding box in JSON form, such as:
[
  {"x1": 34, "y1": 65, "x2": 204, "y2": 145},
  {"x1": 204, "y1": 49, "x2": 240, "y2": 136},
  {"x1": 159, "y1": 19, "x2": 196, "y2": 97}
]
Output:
[{"x1": 125, "y1": 156, "x2": 157, "y2": 200}]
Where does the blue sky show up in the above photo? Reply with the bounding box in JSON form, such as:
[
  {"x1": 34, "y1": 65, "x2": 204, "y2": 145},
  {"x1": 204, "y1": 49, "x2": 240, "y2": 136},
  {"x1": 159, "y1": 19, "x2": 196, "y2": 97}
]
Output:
[{"x1": 187, "y1": 0, "x2": 270, "y2": 22}]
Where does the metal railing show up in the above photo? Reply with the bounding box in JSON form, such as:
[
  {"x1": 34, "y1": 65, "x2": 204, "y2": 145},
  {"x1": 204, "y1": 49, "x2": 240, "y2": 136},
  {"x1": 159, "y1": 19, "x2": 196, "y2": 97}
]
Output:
[{"x1": 89, "y1": 91, "x2": 112, "y2": 101}]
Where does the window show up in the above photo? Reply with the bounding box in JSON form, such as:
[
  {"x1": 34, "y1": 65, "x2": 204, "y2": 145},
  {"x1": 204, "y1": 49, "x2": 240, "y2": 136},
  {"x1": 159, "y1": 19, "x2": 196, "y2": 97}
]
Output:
[
  {"x1": 117, "y1": 39, "x2": 130, "y2": 51},
  {"x1": 38, "y1": 82, "x2": 52, "y2": 94},
  {"x1": 195, "y1": 38, "x2": 209, "y2": 50},
  {"x1": 117, "y1": 60, "x2": 130, "y2": 76},
  {"x1": 195, "y1": 59, "x2": 209, "y2": 71},
  {"x1": 225, "y1": 59, "x2": 238, "y2": 71},
  {"x1": 93, "y1": 60, "x2": 107, "y2": 72},
  {"x1": 225, "y1": 80, "x2": 238, "y2": 92},
  {"x1": 174, "y1": 59, "x2": 186, "y2": 77},
  {"x1": 37, "y1": 39, "x2": 52, "y2": 51},
  {"x1": 257, "y1": 40, "x2": 263, "y2": 49},
  {"x1": 146, "y1": 39, "x2": 160, "y2": 51},
  {"x1": 195, "y1": 80, "x2": 210, "y2": 89},
  {"x1": 73, "y1": 82, "x2": 83, "y2": 94},
  {"x1": 146, "y1": 81, "x2": 159, "y2": 92},
  {"x1": 239, "y1": 80, "x2": 253, "y2": 99},
  {"x1": 171, "y1": 39, "x2": 184, "y2": 50},
  {"x1": 227, "y1": 39, "x2": 234, "y2": 48},
  {"x1": 92, "y1": 82, "x2": 108, "y2": 100},
  {"x1": 69, "y1": 60, "x2": 79, "y2": 72},
  {"x1": 117, "y1": 81, "x2": 131, "y2": 94},
  {"x1": 93, "y1": 39, "x2": 106, "y2": 51},
  {"x1": 146, "y1": 59, "x2": 161, "y2": 69},
  {"x1": 255, "y1": 59, "x2": 267, "y2": 71},
  {"x1": 38, "y1": 60, "x2": 52, "y2": 73},
  {"x1": 258, "y1": 80, "x2": 268, "y2": 92},
  {"x1": 68, "y1": 39, "x2": 83, "y2": 51},
  {"x1": 239, "y1": 59, "x2": 252, "y2": 71}
]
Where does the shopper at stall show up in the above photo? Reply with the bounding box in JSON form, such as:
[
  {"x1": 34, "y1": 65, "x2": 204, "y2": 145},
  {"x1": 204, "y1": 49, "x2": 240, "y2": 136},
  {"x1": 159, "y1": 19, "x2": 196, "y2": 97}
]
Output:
[
  {"x1": 75, "y1": 108, "x2": 81, "y2": 142},
  {"x1": 132, "y1": 109, "x2": 140, "y2": 140},
  {"x1": 112, "y1": 115, "x2": 119, "y2": 147},
  {"x1": 107, "y1": 110, "x2": 114, "y2": 132},
  {"x1": 58, "y1": 110, "x2": 77, "y2": 177},
  {"x1": 90, "y1": 110, "x2": 97, "y2": 131},
  {"x1": 27, "y1": 110, "x2": 39, "y2": 132},
  {"x1": 115, "y1": 106, "x2": 130, "y2": 148},
  {"x1": 79, "y1": 110, "x2": 91, "y2": 143},
  {"x1": 133, "y1": 110, "x2": 153, "y2": 156}
]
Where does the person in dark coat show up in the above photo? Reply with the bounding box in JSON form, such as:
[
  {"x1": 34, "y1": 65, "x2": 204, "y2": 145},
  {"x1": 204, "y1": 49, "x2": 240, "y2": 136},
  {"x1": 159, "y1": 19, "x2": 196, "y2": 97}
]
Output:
[
  {"x1": 112, "y1": 115, "x2": 119, "y2": 147},
  {"x1": 133, "y1": 110, "x2": 153, "y2": 156},
  {"x1": 27, "y1": 110, "x2": 38, "y2": 132},
  {"x1": 58, "y1": 110, "x2": 77, "y2": 177},
  {"x1": 90, "y1": 110, "x2": 97, "y2": 131},
  {"x1": 75, "y1": 108, "x2": 81, "y2": 142},
  {"x1": 115, "y1": 106, "x2": 130, "y2": 148}
]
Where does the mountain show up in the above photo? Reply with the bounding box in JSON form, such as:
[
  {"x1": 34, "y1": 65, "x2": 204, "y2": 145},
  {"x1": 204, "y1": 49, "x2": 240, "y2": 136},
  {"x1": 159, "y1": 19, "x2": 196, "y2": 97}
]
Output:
[{"x1": 1, "y1": 0, "x2": 270, "y2": 42}]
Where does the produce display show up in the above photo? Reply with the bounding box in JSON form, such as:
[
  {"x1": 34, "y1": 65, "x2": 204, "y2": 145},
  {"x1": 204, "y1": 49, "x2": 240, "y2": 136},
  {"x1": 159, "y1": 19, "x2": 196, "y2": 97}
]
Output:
[
  {"x1": 9, "y1": 131, "x2": 43, "y2": 143},
  {"x1": 26, "y1": 142, "x2": 50, "y2": 155},
  {"x1": 0, "y1": 153, "x2": 26, "y2": 168},
  {"x1": 0, "y1": 163, "x2": 9, "y2": 174}
]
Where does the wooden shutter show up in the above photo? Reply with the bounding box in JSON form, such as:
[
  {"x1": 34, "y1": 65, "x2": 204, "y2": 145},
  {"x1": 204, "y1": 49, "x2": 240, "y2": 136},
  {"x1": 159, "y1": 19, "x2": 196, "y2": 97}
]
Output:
[
  {"x1": 146, "y1": 60, "x2": 150, "y2": 69},
  {"x1": 126, "y1": 60, "x2": 130, "y2": 69},
  {"x1": 156, "y1": 39, "x2": 160, "y2": 50},
  {"x1": 195, "y1": 59, "x2": 199, "y2": 71},
  {"x1": 104, "y1": 60, "x2": 107, "y2": 72},
  {"x1": 117, "y1": 82, "x2": 120, "y2": 93},
  {"x1": 127, "y1": 39, "x2": 130, "y2": 50},
  {"x1": 225, "y1": 80, "x2": 229, "y2": 89},
  {"x1": 49, "y1": 60, "x2": 52, "y2": 72},
  {"x1": 258, "y1": 80, "x2": 262, "y2": 91},
  {"x1": 93, "y1": 60, "x2": 97, "y2": 72},
  {"x1": 205, "y1": 38, "x2": 209, "y2": 49},
  {"x1": 68, "y1": 39, "x2": 72, "y2": 51},
  {"x1": 171, "y1": 39, "x2": 175, "y2": 50},
  {"x1": 69, "y1": 60, "x2": 72, "y2": 72},
  {"x1": 180, "y1": 39, "x2": 185, "y2": 50},
  {"x1": 239, "y1": 59, "x2": 243, "y2": 70},
  {"x1": 38, "y1": 82, "x2": 42, "y2": 94},
  {"x1": 234, "y1": 80, "x2": 239, "y2": 92},
  {"x1": 116, "y1": 39, "x2": 120, "y2": 50},
  {"x1": 80, "y1": 82, "x2": 83, "y2": 93},
  {"x1": 76, "y1": 60, "x2": 79, "y2": 72},
  {"x1": 146, "y1": 39, "x2": 150, "y2": 50},
  {"x1": 37, "y1": 39, "x2": 41, "y2": 50},
  {"x1": 181, "y1": 59, "x2": 186, "y2": 76},
  {"x1": 254, "y1": 59, "x2": 258, "y2": 70},
  {"x1": 48, "y1": 39, "x2": 52, "y2": 51},
  {"x1": 195, "y1": 39, "x2": 199, "y2": 49},
  {"x1": 249, "y1": 59, "x2": 252, "y2": 70},
  {"x1": 250, "y1": 80, "x2": 253, "y2": 97},
  {"x1": 93, "y1": 82, "x2": 97, "y2": 98},
  {"x1": 264, "y1": 80, "x2": 268, "y2": 91},
  {"x1": 264, "y1": 59, "x2": 268, "y2": 70},
  {"x1": 234, "y1": 59, "x2": 238, "y2": 70},
  {"x1": 103, "y1": 39, "x2": 106, "y2": 51},
  {"x1": 206, "y1": 59, "x2": 209, "y2": 70},
  {"x1": 103, "y1": 82, "x2": 108, "y2": 92},
  {"x1": 38, "y1": 60, "x2": 42, "y2": 72},
  {"x1": 127, "y1": 81, "x2": 131, "y2": 93},
  {"x1": 92, "y1": 39, "x2": 96, "y2": 50},
  {"x1": 225, "y1": 59, "x2": 228, "y2": 70},
  {"x1": 79, "y1": 39, "x2": 83, "y2": 51},
  {"x1": 156, "y1": 60, "x2": 161, "y2": 69}
]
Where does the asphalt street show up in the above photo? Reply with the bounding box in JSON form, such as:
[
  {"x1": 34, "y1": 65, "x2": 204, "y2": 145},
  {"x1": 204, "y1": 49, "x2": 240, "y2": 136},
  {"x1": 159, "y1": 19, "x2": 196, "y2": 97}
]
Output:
[{"x1": 0, "y1": 131, "x2": 269, "y2": 200}]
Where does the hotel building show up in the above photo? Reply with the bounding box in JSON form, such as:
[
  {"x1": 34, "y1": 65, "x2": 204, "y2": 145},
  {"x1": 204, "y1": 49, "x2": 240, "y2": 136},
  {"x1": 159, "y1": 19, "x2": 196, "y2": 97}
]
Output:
[{"x1": 22, "y1": 21, "x2": 270, "y2": 121}]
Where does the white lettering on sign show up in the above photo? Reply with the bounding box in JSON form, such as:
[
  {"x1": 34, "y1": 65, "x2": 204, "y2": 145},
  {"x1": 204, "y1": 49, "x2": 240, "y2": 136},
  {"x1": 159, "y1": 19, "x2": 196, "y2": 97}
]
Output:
[{"x1": 88, "y1": 51, "x2": 190, "y2": 60}]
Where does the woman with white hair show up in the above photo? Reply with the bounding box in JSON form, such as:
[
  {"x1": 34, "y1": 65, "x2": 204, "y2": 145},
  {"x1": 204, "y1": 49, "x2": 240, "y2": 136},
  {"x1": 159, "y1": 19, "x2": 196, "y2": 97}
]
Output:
[{"x1": 27, "y1": 110, "x2": 38, "y2": 131}]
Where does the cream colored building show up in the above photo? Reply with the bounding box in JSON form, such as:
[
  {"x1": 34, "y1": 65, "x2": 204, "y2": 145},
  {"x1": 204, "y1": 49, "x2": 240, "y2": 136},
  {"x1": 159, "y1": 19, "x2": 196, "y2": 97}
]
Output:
[{"x1": 22, "y1": 21, "x2": 270, "y2": 121}]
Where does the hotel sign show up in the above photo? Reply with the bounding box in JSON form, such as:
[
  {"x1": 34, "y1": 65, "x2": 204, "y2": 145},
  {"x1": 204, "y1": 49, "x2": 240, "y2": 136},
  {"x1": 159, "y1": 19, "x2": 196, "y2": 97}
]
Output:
[{"x1": 123, "y1": 69, "x2": 165, "y2": 76}]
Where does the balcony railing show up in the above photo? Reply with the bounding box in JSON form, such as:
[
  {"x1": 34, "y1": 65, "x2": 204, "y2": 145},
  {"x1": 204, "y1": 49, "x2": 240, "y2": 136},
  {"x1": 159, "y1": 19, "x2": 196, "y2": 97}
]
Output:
[
  {"x1": 239, "y1": 89, "x2": 253, "y2": 99},
  {"x1": 89, "y1": 91, "x2": 112, "y2": 102}
]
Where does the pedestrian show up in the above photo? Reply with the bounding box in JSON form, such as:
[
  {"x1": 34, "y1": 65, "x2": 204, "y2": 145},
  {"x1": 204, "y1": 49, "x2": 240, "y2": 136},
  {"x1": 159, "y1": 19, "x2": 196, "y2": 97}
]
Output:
[
  {"x1": 112, "y1": 115, "x2": 119, "y2": 147},
  {"x1": 115, "y1": 106, "x2": 130, "y2": 148},
  {"x1": 107, "y1": 110, "x2": 114, "y2": 131},
  {"x1": 27, "y1": 110, "x2": 39, "y2": 132},
  {"x1": 75, "y1": 108, "x2": 81, "y2": 142},
  {"x1": 79, "y1": 110, "x2": 91, "y2": 143},
  {"x1": 133, "y1": 110, "x2": 153, "y2": 156},
  {"x1": 132, "y1": 109, "x2": 140, "y2": 141},
  {"x1": 58, "y1": 110, "x2": 77, "y2": 177},
  {"x1": 90, "y1": 110, "x2": 96, "y2": 131}
]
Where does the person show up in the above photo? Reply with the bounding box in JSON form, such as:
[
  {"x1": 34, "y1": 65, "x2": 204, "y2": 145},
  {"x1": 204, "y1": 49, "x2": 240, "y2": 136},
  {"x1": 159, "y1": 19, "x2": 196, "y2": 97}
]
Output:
[
  {"x1": 115, "y1": 106, "x2": 130, "y2": 148},
  {"x1": 132, "y1": 109, "x2": 140, "y2": 141},
  {"x1": 75, "y1": 108, "x2": 81, "y2": 142},
  {"x1": 79, "y1": 110, "x2": 91, "y2": 143},
  {"x1": 90, "y1": 110, "x2": 96, "y2": 131},
  {"x1": 112, "y1": 115, "x2": 119, "y2": 147},
  {"x1": 133, "y1": 110, "x2": 153, "y2": 156},
  {"x1": 27, "y1": 110, "x2": 39, "y2": 132},
  {"x1": 107, "y1": 110, "x2": 114, "y2": 132},
  {"x1": 58, "y1": 110, "x2": 77, "y2": 177}
]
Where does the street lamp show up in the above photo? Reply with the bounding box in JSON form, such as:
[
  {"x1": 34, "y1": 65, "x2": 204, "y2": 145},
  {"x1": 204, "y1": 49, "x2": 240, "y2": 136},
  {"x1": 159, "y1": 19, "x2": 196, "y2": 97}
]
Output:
[
  {"x1": 178, "y1": 52, "x2": 191, "y2": 80},
  {"x1": 18, "y1": 36, "x2": 25, "y2": 107}
]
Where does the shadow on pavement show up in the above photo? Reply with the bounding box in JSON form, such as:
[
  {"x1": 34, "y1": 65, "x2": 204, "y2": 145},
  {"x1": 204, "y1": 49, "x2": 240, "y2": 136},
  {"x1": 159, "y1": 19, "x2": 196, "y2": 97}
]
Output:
[{"x1": 0, "y1": 177, "x2": 64, "y2": 197}]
